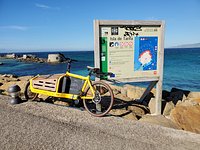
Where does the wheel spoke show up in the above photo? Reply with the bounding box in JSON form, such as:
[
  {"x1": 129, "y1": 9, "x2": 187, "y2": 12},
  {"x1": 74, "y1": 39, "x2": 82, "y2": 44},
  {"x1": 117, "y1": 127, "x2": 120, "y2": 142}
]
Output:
[{"x1": 83, "y1": 81, "x2": 114, "y2": 117}]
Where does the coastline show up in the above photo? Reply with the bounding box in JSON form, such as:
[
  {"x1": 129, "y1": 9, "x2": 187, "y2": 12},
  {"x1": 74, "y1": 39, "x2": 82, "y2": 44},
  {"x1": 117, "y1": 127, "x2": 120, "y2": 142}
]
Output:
[
  {"x1": 1, "y1": 49, "x2": 200, "y2": 92},
  {"x1": 0, "y1": 74, "x2": 200, "y2": 134}
]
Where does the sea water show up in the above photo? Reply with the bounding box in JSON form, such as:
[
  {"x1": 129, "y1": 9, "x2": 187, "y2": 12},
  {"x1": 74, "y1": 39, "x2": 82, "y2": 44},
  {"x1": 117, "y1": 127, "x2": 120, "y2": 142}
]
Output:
[{"x1": 0, "y1": 48, "x2": 199, "y2": 91}]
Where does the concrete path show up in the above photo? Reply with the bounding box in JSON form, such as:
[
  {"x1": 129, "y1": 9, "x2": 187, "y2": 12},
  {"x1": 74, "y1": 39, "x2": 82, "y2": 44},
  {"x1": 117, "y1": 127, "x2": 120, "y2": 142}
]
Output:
[{"x1": 0, "y1": 95, "x2": 200, "y2": 150}]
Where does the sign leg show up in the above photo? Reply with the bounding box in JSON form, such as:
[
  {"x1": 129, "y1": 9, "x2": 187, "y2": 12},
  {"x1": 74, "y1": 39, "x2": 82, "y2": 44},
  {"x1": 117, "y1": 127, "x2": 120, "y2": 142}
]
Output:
[{"x1": 155, "y1": 80, "x2": 162, "y2": 115}]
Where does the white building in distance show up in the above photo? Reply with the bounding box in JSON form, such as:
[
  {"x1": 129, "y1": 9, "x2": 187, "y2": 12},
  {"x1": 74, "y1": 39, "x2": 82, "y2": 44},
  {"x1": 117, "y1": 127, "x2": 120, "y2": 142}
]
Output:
[
  {"x1": 47, "y1": 54, "x2": 63, "y2": 63},
  {"x1": 6, "y1": 53, "x2": 16, "y2": 58}
]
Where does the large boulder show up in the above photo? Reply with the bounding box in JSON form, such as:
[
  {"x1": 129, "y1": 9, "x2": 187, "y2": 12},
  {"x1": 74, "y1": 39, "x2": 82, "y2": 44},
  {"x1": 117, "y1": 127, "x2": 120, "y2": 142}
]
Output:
[
  {"x1": 170, "y1": 105, "x2": 200, "y2": 134},
  {"x1": 186, "y1": 92, "x2": 200, "y2": 104},
  {"x1": 114, "y1": 93, "x2": 132, "y2": 102},
  {"x1": 0, "y1": 74, "x2": 19, "y2": 83},
  {"x1": 125, "y1": 84, "x2": 145, "y2": 100},
  {"x1": 162, "y1": 90, "x2": 170, "y2": 100},
  {"x1": 109, "y1": 109, "x2": 138, "y2": 121},
  {"x1": 187, "y1": 92, "x2": 200, "y2": 99},
  {"x1": 148, "y1": 98, "x2": 166, "y2": 114},
  {"x1": 127, "y1": 104, "x2": 149, "y2": 118},
  {"x1": 168, "y1": 91, "x2": 187, "y2": 104},
  {"x1": 123, "y1": 84, "x2": 155, "y2": 100},
  {"x1": 148, "y1": 98, "x2": 156, "y2": 114},
  {"x1": 162, "y1": 101, "x2": 175, "y2": 116},
  {"x1": 148, "y1": 98, "x2": 176, "y2": 116},
  {"x1": 109, "y1": 84, "x2": 122, "y2": 94},
  {"x1": 139, "y1": 115, "x2": 181, "y2": 129},
  {"x1": 0, "y1": 75, "x2": 32, "y2": 95}
]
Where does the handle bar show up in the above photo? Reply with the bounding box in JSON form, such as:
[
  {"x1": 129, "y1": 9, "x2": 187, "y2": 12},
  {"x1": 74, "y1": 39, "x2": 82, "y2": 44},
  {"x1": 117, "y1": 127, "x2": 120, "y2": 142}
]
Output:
[{"x1": 87, "y1": 66, "x2": 114, "y2": 78}]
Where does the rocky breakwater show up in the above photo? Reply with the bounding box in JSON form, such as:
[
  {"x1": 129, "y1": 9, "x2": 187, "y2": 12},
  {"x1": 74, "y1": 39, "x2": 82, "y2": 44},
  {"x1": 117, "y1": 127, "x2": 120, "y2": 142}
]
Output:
[
  {"x1": 0, "y1": 53, "x2": 47, "y2": 63},
  {"x1": 147, "y1": 88, "x2": 200, "y2": 133},
  {"x1": 17, "y1": 54, "x2": 46, "y2": 63},
  {"x1": 169, "y1": 91, "x2": 200, "y2": 133},
  {"x1": 0, "y1": 74, "x2": 32, "y2": 95},
  {"x1": 0, "y1": 74, "x2": 200, "y2": 134},
  {"x1": 1, "y1": 53, "x2": 66, "y2": 64}
]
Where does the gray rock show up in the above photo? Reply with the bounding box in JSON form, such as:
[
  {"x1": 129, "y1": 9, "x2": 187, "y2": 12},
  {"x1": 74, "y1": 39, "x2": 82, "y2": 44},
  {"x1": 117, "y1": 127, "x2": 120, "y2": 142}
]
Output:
[
  {"x1": 163, "y1": 101, "x2": 175, "y2": 116},
  {"x1": 120, "y1": 86, "x2": 127, "y2": 96},
  {"x1": 166, "y1": 91, "x2": 186, "y2": 105},
  {"x1": 171, "y1": 87, "x2": 190, "y2": 97},
  {"x1": 139, "y1": 114, "x2": 181, "y2": 129},
  {"x1": 187, "y1": 92, "x2": 200, "y2": 99}
]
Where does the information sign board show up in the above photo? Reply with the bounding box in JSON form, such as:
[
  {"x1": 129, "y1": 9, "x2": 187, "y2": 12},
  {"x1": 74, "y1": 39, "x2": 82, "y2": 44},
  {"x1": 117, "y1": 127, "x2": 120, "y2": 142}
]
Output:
[
  {"x1": 94, "y1": 20, "x2": 165, "y2": 82},
  {"x1": 94, "y1": 20, "x2": 165, "y2": 115}
]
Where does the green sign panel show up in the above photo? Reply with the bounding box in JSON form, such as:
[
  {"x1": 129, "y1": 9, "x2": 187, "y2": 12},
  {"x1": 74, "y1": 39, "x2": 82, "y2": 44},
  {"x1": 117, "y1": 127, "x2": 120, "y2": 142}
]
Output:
[{"x1": 100, "y1": 37, "x2": 108, "y2": 73}]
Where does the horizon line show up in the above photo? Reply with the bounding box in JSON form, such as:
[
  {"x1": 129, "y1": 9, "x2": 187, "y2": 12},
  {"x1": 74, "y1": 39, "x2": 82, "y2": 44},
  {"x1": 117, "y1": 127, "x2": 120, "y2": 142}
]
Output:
[
  {"x1": 0, "y1": 49, "x2": 94, "y2": 54},
  {"x1": 1, "y1": 47, "x2": 200, "y2": 54}
]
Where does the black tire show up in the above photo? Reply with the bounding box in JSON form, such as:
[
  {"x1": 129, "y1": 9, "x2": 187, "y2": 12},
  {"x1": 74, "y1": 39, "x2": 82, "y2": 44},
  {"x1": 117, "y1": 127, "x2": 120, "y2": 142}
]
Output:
[
  {"x1": 83, "y1": 81, "x2": 114, "y2": 117},
  {"x1": 24, "y1": 81, "x2": 38, "y2": 101}
]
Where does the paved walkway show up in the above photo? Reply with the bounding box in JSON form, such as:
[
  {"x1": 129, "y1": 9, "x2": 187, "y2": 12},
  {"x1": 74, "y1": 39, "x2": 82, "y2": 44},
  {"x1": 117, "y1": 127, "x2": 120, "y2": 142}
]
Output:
[{"x1": 1, "y1": 95, "x2": 200, "y2": 150}]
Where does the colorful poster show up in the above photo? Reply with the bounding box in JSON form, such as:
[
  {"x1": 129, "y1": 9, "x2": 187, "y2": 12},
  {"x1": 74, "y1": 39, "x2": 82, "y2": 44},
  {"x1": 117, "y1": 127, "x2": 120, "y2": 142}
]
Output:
[
  {"x1": 134, "y1": 37, "x2": 158, "y2": 71},
  {"x1": 100, "y1": 25, "x2": 160, "y2": 79}
]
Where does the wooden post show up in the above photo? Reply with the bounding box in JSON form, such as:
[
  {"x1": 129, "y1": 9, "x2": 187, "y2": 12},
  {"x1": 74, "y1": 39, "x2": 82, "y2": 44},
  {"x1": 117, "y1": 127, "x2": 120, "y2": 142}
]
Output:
[
  {"x1": 94, "y1": 20, "x2": 100, "y2": 69},
  {"x1": 155, "y1": 21, "x2": 165, "y2": 115}
]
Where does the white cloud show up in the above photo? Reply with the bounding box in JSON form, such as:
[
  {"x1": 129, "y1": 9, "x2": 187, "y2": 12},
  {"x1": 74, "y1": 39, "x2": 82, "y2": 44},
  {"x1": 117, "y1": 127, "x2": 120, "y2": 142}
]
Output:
[
  {"x1": 35, "y1": 3, "x2": 51, "y2": 9},
  {"x1": 0, "y1": 25, "x2": 29, "y2": 31},
  {"x1": 35, "y1": 3, "x2": 60, "y2": 10}
]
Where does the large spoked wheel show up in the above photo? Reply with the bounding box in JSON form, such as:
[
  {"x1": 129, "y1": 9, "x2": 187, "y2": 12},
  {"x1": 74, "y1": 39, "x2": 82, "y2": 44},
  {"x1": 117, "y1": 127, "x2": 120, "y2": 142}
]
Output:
[
  {"x1": 24, "y1": 81, "x2": 38, "y2": 101},
  {"x1": 83, "y1": 81, "x2": 114, "y2": 117}
]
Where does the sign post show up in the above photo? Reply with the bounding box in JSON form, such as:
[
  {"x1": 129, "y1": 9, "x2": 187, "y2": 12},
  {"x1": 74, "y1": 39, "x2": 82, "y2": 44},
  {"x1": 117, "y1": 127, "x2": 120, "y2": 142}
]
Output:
[{"x1": 94, "y1": 20, "x2": 165, "y2": 115}]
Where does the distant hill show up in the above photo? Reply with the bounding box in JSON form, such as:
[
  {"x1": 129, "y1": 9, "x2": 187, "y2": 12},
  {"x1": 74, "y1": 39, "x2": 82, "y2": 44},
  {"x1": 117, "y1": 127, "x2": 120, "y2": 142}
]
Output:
[{"x1": 173, "y1": 43, "x2": 200, "y2": 48}]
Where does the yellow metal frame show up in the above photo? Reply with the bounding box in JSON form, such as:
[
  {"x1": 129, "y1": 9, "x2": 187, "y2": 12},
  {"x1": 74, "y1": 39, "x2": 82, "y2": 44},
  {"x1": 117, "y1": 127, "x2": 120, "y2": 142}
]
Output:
[{"x1": 30, "y1": 72, "x2": 95, "y2": 100}]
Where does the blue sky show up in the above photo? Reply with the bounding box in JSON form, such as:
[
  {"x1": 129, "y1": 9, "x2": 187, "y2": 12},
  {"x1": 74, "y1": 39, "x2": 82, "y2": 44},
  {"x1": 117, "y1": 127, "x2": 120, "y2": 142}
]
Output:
[{"x1": 0, "y1": 0, "x2": 200, "y2": 52}]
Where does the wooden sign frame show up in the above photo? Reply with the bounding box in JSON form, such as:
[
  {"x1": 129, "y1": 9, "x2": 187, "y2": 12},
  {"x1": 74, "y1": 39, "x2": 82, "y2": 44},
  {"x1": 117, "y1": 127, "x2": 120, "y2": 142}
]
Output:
[{"x1": 94, "y1": 20, "x2": 165, "y2": 114}]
